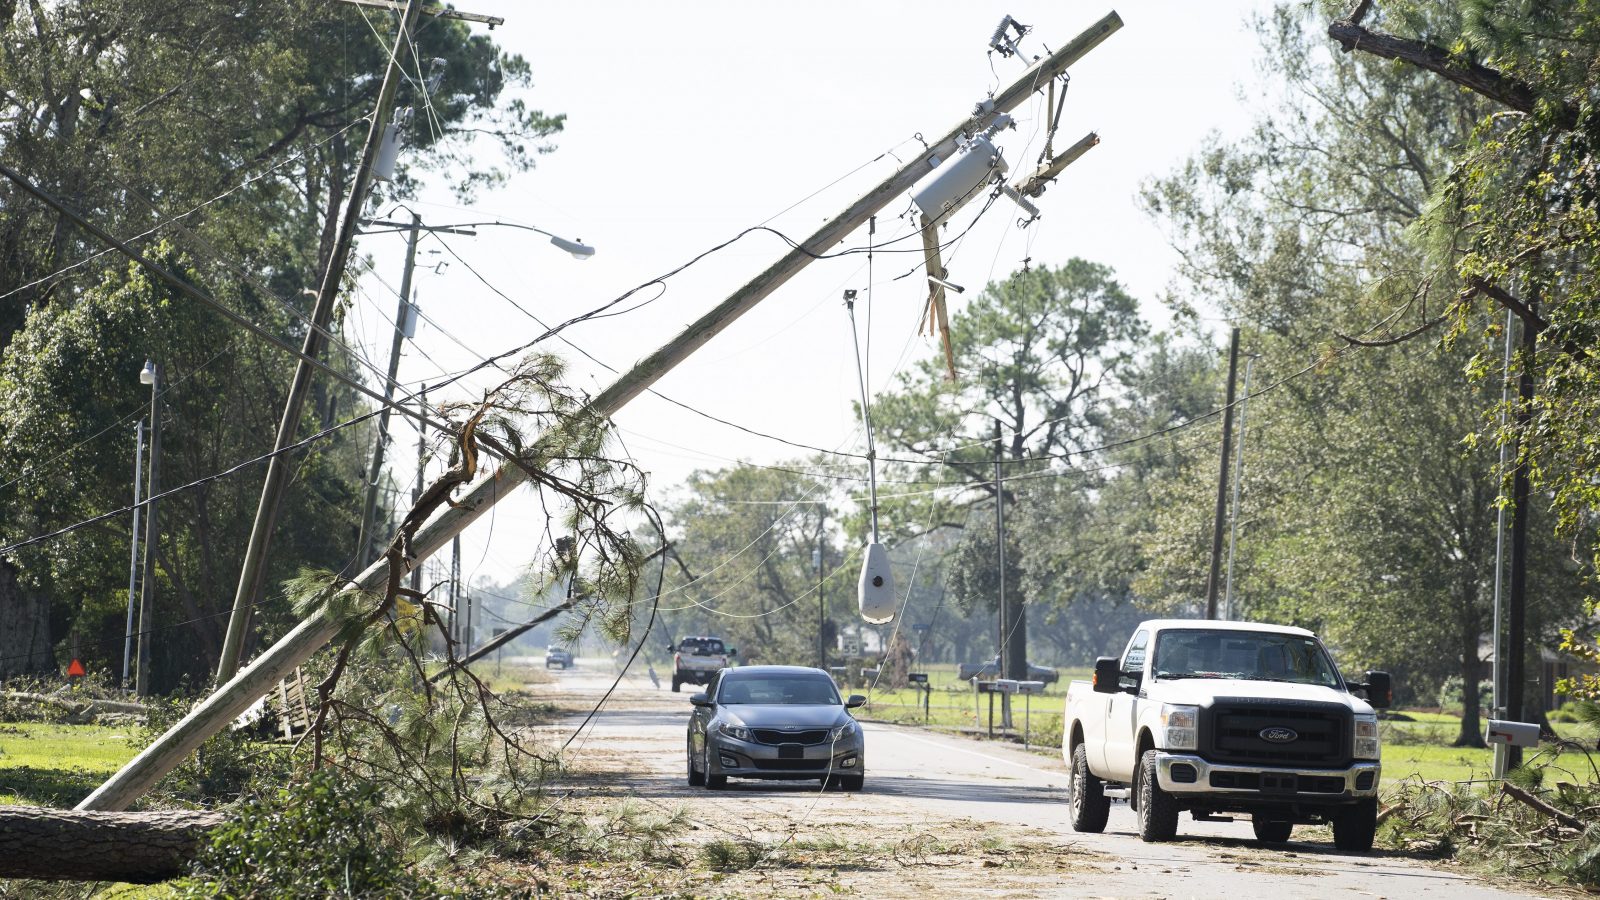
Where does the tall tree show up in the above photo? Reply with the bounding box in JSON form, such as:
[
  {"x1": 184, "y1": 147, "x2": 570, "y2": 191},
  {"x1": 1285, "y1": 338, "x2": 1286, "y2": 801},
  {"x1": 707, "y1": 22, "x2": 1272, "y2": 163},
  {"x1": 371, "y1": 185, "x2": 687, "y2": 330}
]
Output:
[{"x1": 871, "y1": 260, "x2": 1146, "y2": 680}]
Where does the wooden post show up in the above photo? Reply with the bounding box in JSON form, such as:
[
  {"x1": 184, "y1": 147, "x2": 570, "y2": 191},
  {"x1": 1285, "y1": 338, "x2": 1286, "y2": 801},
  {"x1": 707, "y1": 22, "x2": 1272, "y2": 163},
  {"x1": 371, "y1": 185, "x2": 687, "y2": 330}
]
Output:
[
  {"x1": 1204, "y1": 327, "x2": 1241, "y2": 619},
  {"x1": 76, "y1": 11, "x2": 1124, "y2": 812}
]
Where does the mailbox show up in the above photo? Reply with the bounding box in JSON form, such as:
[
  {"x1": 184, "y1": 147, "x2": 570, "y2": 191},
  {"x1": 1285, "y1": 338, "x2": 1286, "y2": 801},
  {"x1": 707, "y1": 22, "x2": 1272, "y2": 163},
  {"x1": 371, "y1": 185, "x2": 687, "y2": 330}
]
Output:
[
  {"x1": 993, "y1": 679, "x2": 1019, "y2": 695},
  {"x1": 907, "y1": 673, "x2": 929, "y2": 685},
  {"x1": 1486, "y1": 719, "x2": 1540, "y2": 748},
  {"x1": 1017, "y1": 680, "x2": 1045, "y2": 695}
]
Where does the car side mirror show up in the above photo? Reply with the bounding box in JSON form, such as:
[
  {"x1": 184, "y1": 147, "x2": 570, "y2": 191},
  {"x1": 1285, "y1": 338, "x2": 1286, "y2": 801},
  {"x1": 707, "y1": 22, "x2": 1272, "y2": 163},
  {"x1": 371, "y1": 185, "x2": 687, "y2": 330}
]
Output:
[
  {"x1": 728, "y1": 648, "x2": 737, "y2": 656},
  {"x1": 689, "y1": 692, "x2": 712, "y2": 708},
  {"x1": 846, "y1": 694, "x2": 866, "y2": 709},
  {"x1": 1093, "y1": 657, "x2": 1121, "y2": 694},
  {"x1": 1359, "y1": 671, "x2": 1392, "y2": 708}
]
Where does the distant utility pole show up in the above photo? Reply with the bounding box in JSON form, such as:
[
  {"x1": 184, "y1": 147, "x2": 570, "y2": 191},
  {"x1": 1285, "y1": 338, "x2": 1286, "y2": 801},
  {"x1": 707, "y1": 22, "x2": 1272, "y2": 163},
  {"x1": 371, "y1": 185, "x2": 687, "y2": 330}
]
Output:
[
  {"x1": 122, "y1": 420, "x2": 144, "y2": 691},
  {"x1": 1505, "y1": 311, "x2": 1537, "y2": 770},
  {"x1": 412, "y1": 383, "x2": 428, "y2": 595},
  {"x1": 1491, "y1": 310, "x2": 1515, "y2": 778},
  {"x1": 1222, "y1": 353, "x2": 1258, "y2": 620},
  {"x1": 215, "y1": 0, "x2": 429, "y2": 683},
  {"x1": 1204, "y1": 327, "x2": 1241, "y2": 620},
  {"x1": 994, "y1": 430, "x2": 1008, "y2": 680},
  {"x1": 816, "y1": 510, "x2": 826, "y2": 670},
  {"x1": 353, "y1": 214, "x2": 477, "y2": 571},
  {"x1": 135, "y1": 363, "x2": 163, "y2": 698},
  {"x1": 79, "y1": 13, "x2": 1124, "y2": 811}
]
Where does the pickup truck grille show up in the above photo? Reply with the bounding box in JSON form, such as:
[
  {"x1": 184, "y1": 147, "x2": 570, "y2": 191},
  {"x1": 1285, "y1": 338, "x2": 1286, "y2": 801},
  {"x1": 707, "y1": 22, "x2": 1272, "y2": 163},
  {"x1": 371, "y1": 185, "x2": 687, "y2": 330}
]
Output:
[
  {"x1": 753, "y1": 729, "x2": 828, "y2": 746},
  {"x1": 1204, "y1": 700, "x2": 1349, "y2": 767}
]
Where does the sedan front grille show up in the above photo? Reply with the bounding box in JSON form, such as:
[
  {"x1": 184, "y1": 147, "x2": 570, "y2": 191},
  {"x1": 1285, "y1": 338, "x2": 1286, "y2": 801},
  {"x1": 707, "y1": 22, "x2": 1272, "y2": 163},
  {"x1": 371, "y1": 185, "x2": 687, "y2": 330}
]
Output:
[{"x1": 752, "y1": 729, "x2": 828, "y2": 746}]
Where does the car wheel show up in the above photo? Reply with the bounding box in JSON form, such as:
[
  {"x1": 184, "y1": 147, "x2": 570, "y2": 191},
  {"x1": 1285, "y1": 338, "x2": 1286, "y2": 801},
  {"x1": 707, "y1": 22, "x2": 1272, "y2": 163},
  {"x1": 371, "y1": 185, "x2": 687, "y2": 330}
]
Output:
[
  {"x1": 703, "y1": 748, "x2": 727, "y2": 789},
  {"x1": 1136, "y1": 749, "x2": 1180, "y2": 843},
  {"x1": 1068, "y1": 744, "x2": 1110, "y2": 833},
  {"x1": 839, "y1": 774, "x2": 864, "y2": 792},
  {"x1": 1252, "y1": 818, "x2": 1293, "y2": 844},
  {"x1": 1332, "y1": 799, "x2": 1378, "y2": 852},
  {"x1": 687, "y1": 739, "x2": 704, "y2": 787}
]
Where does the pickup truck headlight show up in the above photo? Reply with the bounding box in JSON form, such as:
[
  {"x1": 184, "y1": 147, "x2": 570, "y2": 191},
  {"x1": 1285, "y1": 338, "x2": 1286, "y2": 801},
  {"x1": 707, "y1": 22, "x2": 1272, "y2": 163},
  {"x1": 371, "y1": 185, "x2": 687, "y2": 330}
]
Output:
[
  {"x1": 1160, "y1": 703, "x2": 1199, "y2": 751},
  {"x1": 1354, "y1": 713, "x2": 1380, "y2": 759},
  {"x1": 718, "y1": 723, "x2": 752, "y2": 742}
]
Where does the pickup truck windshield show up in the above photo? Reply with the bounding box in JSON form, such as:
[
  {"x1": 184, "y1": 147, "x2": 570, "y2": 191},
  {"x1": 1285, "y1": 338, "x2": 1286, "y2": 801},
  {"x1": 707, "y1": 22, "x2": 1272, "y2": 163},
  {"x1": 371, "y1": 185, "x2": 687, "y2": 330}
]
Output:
[
  {"x1": 718, "y1": 675, "x2": 840, "y2": 705},
  {"x1": 1152, "y1": 629, "x2": 1341, "y2": 688},
  {"x1": 679, "y1": 639, "x2": 725, "y2": 655}
]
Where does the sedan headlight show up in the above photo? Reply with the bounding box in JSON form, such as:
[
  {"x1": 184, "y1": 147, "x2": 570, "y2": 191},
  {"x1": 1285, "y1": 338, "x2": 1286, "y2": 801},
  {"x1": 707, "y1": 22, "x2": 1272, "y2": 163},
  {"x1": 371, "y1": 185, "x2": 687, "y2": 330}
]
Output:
[
  {"x1": 829, "y1": 720, "x2": 858, "y2": 742},
  {"x1": 1160, "y1": 703, "x2": 1199, "y2": 750},
  {"x1": 1354, "y1": 713, "x2": 1380, "y2": 760},
  {"x1": 718, "y1": 723, "x2": 752, "y2": 742}
]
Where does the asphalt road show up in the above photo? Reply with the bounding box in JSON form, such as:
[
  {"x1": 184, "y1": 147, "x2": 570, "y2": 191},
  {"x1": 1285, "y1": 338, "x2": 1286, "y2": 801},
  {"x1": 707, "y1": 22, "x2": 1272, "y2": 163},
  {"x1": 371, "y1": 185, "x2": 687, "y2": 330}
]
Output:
[{"x1": 524, "y1": 659, "x2": 1541, "y2": 899}]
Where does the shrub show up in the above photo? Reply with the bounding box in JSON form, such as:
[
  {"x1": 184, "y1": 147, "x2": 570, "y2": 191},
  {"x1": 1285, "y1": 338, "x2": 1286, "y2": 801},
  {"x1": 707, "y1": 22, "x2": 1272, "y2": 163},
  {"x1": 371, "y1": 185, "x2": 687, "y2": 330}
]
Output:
[{"x1": 1437, "y1": 676, "x2": 1494, "y2": 714}]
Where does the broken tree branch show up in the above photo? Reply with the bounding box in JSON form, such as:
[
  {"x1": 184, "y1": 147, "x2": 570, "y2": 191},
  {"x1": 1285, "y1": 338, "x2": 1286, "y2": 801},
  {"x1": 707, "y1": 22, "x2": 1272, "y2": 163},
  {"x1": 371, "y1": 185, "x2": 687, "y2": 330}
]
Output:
[
  {"x1": 1469, "y1": 277, "x2": 1548, "y2": 333},
  {"x1": 1501, "y1": 782, "x2": 1588, "y2": 832},
  {"x1": 1327, "y1": 17, "x2": 1576, "y2": 129}
]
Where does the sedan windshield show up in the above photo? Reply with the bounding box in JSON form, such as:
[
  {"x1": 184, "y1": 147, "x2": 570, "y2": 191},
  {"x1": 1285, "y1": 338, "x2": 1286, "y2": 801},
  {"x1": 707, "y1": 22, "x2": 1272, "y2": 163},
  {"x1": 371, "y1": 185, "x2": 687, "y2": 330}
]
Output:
[
  {"x1": 718, "y1": 674, "x2": 840, "y2": 705},
  {"x1": 1152, "y1": 629, "x2": 1341, "y2": 688}
]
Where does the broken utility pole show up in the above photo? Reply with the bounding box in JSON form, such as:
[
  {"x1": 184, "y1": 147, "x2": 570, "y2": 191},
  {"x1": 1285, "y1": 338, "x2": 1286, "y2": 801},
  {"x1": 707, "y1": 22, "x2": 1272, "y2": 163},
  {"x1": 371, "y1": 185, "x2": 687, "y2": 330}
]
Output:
[
  {"x1": 215, "y1": 0, "x2": 431, "y2": 683},
  {"x1": 77, "y1": 10, "x2": 1124, "y2": 812}
]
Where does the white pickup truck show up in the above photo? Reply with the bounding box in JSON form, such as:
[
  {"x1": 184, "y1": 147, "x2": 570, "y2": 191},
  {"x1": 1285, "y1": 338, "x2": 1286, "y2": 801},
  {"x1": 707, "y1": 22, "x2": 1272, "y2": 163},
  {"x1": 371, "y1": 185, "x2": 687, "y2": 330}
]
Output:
[
  {"x1": 1062, "y1": 619, "x2": 1392, "y2": 850},
  {"x1": 667, "y1": 635, "x2": 736, "y2": 693}
]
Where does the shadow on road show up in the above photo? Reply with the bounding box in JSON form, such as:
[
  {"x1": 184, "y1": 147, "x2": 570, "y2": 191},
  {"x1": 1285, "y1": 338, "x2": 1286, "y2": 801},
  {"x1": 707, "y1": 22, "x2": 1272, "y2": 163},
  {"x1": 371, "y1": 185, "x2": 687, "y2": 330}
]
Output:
[{"x1": 868, "y1": 774, "x2": 1062, "y2": 805}]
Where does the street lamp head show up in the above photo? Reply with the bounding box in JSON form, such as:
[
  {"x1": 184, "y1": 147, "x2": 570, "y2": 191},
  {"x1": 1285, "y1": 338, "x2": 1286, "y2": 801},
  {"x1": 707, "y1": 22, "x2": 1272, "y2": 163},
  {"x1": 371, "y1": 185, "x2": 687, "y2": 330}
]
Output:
[
  {"x1": 139, "y1": 359, "x2": 157, "y2": 385},
  {"x1": 548, "y1": 234, "x2": 595, "y2": 260}
]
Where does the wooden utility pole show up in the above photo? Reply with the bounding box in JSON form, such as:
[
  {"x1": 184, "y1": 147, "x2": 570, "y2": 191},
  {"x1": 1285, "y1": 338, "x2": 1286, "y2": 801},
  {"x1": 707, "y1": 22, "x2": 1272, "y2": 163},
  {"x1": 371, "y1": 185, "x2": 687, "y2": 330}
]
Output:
[
  {"x1": 214, "y1": 0, "x2": 427, "y2": 683},
  {"x1": 135, "y1": 365, "x2": 162, "y2": 697},
  {"x1": 76, "y1": 11, "x2": 1124, "y2": 811},
  {"x1": 1204, "y1": 327, "x2": 1241, "y2": 619},
  {"x1": 1505, "y1": 315, "x2": 1536, "y2": 769}
]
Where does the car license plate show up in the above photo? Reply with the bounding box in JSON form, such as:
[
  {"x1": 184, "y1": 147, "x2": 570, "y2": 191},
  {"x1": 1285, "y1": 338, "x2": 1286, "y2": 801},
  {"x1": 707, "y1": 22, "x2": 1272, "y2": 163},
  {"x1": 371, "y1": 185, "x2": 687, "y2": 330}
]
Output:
[{"x1": 778, "y1": 745, "x2": 804, "y2": 760}]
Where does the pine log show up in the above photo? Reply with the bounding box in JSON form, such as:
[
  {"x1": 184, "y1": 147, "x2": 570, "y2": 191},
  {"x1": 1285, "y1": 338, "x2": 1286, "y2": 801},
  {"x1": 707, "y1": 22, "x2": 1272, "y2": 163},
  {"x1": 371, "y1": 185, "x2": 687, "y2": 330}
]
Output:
[{"x1": 0, "y1": 806, "x2": 224, "y2": 883}]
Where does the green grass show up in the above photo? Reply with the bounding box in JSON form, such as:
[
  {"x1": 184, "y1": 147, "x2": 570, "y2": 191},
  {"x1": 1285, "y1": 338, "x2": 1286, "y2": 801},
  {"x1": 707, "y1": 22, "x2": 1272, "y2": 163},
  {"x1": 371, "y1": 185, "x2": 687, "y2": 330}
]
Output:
[{"x1": 0, "y1": 722, "x2": 140, "y2": 806}]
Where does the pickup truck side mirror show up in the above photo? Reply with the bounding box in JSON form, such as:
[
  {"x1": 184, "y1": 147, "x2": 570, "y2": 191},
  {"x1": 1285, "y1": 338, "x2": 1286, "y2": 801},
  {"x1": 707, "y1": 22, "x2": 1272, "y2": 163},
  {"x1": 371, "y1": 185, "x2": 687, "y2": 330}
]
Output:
[
  {"x1": 1357, "y1": 670, "x2": 1393, "y2": 708},
  {"x1": 1092, "y1": 657, "x2": 1121, "y2": 695},
  {"x1": 689, "y1": 692, "x2": 713, "y2": 708},
  {"x1": 666, "y1": 643, "x2": 676, "y2": 653},
  {"x1": 727, "y1": 648, "x2": 738, "y2": 656}
]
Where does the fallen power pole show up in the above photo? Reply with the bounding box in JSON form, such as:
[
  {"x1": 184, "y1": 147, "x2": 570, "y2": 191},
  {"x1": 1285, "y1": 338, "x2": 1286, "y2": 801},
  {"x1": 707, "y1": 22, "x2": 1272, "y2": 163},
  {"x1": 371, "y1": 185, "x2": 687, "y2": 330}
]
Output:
[{"x1": 77, "y1": 10, "x2": 1123, "y2": 812}]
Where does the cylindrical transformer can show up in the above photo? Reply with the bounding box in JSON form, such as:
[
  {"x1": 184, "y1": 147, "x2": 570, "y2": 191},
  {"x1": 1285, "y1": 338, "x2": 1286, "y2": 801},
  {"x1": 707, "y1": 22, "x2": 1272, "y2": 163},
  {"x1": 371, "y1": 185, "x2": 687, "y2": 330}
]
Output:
[{"x1": 911, "y1": 135, "x2": 1008, "y2": 222}]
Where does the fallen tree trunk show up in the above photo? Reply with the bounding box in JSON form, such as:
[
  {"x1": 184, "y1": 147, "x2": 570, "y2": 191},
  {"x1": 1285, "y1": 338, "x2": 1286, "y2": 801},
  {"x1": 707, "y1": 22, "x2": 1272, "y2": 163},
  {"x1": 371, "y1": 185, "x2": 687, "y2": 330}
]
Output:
[
  {"x1": 0, "y1": 806, "x2": 224, "y2": 883},
  {"x1": 2, "y1": 691, "x2": 149, "y2": 721}
]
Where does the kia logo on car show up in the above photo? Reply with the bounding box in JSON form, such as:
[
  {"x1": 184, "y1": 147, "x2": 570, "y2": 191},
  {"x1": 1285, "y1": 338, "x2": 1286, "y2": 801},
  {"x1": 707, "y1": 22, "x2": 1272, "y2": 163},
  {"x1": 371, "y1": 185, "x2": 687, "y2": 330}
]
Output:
[{"x1": 1259, "y1": 727, "x2": 1299, "y2": 743}]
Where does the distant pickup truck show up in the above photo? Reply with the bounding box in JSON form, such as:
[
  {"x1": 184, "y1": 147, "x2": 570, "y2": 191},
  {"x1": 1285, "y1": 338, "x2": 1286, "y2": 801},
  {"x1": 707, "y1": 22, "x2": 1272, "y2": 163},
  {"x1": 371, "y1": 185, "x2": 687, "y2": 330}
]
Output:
[
  {"x1": 1062, "y1": 619, "x2": 1391, "y2": 851},
  {"x1": 957, "y1": 657, "x2": 1059, "y2": 684},
  {"x1": 667, "y1": 636, "x2": 736, "y2": 693}
]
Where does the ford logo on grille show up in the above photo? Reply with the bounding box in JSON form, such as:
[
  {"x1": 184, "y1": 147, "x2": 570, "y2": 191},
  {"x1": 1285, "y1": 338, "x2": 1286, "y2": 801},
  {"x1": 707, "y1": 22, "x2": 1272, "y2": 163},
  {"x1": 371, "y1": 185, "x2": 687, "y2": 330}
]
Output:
[{"x1": 1259, "y1": 727, "x2": 1299, "y2": 743}]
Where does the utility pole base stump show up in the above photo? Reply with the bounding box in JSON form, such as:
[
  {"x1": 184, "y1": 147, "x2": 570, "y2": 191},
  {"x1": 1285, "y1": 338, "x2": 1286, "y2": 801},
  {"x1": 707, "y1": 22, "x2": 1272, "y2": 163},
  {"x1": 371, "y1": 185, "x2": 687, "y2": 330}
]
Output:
[{"x1": 0, "y1": 806, "x2": 225, "y2": 883}]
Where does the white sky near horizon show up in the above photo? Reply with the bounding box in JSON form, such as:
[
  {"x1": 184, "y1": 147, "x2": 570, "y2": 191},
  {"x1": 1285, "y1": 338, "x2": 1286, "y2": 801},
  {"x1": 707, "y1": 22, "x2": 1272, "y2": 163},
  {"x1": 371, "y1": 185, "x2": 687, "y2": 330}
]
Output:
[{"x1": 348, "y1": 1, "x2": 1275, "y2": 589}]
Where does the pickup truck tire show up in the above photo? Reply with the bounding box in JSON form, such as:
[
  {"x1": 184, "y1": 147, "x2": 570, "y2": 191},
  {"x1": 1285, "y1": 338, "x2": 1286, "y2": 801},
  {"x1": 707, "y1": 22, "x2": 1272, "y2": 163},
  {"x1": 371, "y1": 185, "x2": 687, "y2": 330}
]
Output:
[
  {"x1": 687, "y1": 739, "x2": 705, "y2": 786},
  {"x1": 1068, "y1": 744, "x2": 1110, "y2": 833},
  {"x1": 1251, "y1": 818, "x2": 1292, "y2": 843},
  {"x1": 1136, "y1": 749, "x2": 1180, "y2": 842},
  {"x1": 671, "y1": 676, "x2": 681, "y2": 693},
  {"x1": 1332, "y1": 798, "x2": 1378, "y2": 851}
]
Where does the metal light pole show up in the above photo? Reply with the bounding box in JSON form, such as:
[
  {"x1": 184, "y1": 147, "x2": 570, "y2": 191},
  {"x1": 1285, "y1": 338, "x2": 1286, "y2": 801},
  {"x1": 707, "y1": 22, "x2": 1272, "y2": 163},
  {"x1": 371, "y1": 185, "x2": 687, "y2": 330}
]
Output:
[
  {"x1": 135, "y1": 361, "x2": 163, "y2": 697},
  {"x1": 122, "y1": 419, "x2": 145, "y2": 690},
  {"x1": 1223, "y1": 354, "x2": 1258, "y2": 621}
]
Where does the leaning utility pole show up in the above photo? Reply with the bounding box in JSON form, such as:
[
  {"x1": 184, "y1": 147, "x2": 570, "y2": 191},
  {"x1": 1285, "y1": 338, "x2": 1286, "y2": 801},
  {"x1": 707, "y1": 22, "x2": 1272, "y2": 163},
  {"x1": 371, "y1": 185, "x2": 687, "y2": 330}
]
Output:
[
  {"x1": 78, "y1": 11, "x2": 1123, "y2": 811},
  {"x1": 135, "y1": 370, "x2": 162, "y2": 698},
  {"x1": 1204, "y1": 327, "x2": 1241, "y2": 619},
  {"x1": 214, "y1": 0, "x2": 427, "y2": 682}
]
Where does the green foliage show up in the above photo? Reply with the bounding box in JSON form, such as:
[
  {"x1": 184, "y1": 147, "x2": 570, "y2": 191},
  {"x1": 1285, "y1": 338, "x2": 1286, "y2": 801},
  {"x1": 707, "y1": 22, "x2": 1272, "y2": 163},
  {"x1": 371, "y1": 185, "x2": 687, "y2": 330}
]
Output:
[
  {"x1": 1438, "y1": 676, "x2": 1496, "y2": 713},
  {"x1": 176, "y1": 771, "x2": 439, "y2": 898},
  {"x1": 138, "y1": 689, "x2": 292, "y2": 806}
]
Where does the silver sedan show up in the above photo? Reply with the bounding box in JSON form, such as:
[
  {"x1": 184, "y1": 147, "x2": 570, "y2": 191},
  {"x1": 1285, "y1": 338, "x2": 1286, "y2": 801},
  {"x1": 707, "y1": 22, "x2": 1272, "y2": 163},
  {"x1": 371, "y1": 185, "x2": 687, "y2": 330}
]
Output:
[{"x1": 686, "y1": 665, "x2": 866, "y2": 790}]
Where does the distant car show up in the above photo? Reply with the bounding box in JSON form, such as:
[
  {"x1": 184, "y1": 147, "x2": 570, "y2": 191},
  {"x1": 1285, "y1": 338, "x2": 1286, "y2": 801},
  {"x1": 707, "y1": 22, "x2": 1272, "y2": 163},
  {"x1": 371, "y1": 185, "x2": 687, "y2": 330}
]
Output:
[
  {"x1": 668, "y1": 635, "x2": 735, "y2": 692},
  {"x1": 687, "y1": 665, "x2": 866, "y2": 791},
  {"x1": 957, "y1": 657, "x2": 1059, "y2": 684},
  {"x1": 545, "y1": 645, "x2": 574, "y2": 669}
]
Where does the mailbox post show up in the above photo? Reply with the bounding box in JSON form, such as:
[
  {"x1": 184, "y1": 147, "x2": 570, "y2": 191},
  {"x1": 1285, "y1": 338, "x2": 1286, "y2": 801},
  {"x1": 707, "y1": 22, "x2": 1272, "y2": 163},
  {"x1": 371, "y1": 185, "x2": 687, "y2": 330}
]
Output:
[
  {"x1": 1018, "y1": 680, "x2": 1045, "y2": 749},
  {"x1": 908, "y1": 672, "x2": 930, "y2": 722}
]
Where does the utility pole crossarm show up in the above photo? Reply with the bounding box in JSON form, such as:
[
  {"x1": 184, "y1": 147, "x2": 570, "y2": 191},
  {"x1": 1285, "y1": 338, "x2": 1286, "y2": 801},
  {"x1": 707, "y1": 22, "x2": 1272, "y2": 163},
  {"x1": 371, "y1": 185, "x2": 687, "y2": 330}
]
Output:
[
  {"x1": 77, "y1": 10, "x2": 1124, "y2": 812},
  {"x1": 334, "y1": 0, "x2": 505, "y2": 28},
  {"x1": 1012, "y1": 131, "x2": 1099, "y2": 198}
]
